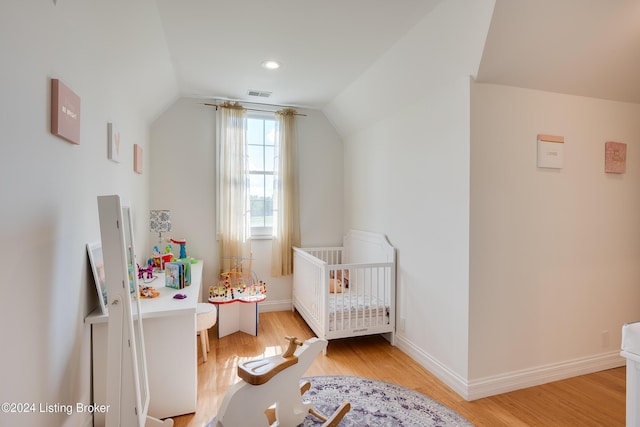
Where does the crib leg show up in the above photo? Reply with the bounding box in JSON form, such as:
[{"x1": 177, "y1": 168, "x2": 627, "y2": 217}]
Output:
[{"x1": 382, "y1": 331, "x2": 396, "y2": 346}]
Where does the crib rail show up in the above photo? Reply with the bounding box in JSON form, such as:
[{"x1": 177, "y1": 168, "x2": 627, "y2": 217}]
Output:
[
  {"x1": 301, "y1": 247, "x2": 343, "y2": 264},
  {"x1": 324, "y1": 262, "x2": 394, "y2": 337}
]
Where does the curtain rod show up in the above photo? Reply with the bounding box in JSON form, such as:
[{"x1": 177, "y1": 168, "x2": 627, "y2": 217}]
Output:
[{"x1": 203, "y1": 103, "x2": 307, "y2": 116}]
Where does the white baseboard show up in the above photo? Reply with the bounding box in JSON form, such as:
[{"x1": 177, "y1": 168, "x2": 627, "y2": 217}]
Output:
[
  {"x1": 395, "y1": 335, "x2": 470, "y2": 398},
  {"x1": 259, "y1": 299, "x2": 292, "y2": 313},
  {"x1": 395, "y1": 334, "x2": 625, "y2": 401},
  {"x1": 466, "y1": 350, "x2": 625, "y2": 400}
]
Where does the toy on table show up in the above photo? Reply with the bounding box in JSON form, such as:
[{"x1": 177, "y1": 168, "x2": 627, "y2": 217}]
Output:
[
  {"x1": 137, "y1": 261, "x2": 154, "y2": 280},
  {"x1": 150, "y1": 244, "x2": 174, "y2": 271},
  {"x1": 215, "y1": 336, "x2": 350, "y2": 427},
  {"x1": 140, "y1": 286, "x2": 160, "y2": 298},
  {"x1": 168, "y1": 237, "x2": 197, "y2": 263},
  {"x1": 169, "y1": 238, "x2": 188, "y2": 259},
  {"x1": 208, "y1": 256, "x2": 267, "y2": 303}
]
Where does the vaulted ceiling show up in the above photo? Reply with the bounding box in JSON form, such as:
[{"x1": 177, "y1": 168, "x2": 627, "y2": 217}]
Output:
[
  {"x1": 476, "y1": 0, "x2": 640, "y2": 104},
  {"x1": 155, "y1": 0, "x2": 640, "y2": 109},
  {"x1": 155, "y1": 0, "x2": 442, "y2": 109}
]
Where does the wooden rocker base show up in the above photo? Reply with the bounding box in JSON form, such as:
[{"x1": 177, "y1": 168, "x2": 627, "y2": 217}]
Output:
[{"x1": 265, "y1": 381, "x2": 351, "y2": 427}]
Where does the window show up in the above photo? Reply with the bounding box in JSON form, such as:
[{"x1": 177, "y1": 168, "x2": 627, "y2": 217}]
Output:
[
  {"x1": 216, "y1": 103, "x2": 299, "y2": 275},
  {"x1": 247, "y1": 114, "x2": 277, "y2": 237}
]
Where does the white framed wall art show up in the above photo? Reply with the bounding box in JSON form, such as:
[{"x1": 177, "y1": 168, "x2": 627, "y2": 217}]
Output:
[{"x1": 537, "y1": 134, "x2": 564, "y2": 169}]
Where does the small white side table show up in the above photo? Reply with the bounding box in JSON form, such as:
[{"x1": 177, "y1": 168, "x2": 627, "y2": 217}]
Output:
[{"x1": 210, "y1": 295, "x2": 266, "y2": 338}]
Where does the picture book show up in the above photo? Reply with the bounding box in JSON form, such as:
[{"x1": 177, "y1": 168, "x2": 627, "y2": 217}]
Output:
[{"x1": 165, "y1": 262, "x2": 182, "y2": 289}]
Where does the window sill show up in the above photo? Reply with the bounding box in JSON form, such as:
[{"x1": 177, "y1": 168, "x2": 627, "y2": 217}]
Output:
[
  {"x1": 251, "y1": 235, "x2": 273, "y2": 240},
  {"x1": 214, "y1": 233, "x2": 272, "y2": 241}
]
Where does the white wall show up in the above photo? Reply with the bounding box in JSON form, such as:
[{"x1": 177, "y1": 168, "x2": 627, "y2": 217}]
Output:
[
  {"x1": 0, "y1": 1, "x2": 177, "y2": 426},
  {"x1": 469, "y1": 82, "x2": 640, "y2": 397},
  {"x1": 149, "y1": 98, "x2": 344, "y2": 308},
  {"x1": 324, "y1": 0, "x2": 495, "y2": 394},
  {"x1": 149, "y1": 98, "x2": 218, "y2": 299},
  {"x1": 325, "y1": 0, "x2": 640, "y2": 400}
]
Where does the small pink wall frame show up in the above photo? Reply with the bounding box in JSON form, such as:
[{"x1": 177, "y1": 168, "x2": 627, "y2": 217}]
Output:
[
  {"x1": 605, "y1": 141, "x2": 626, "y2": 174},
  {"x1": 51, "y1": 79, "x2": 81, "y2": 144},
  {"x1": 134, "y1": 144, "x2": 143, "y2": 174}
]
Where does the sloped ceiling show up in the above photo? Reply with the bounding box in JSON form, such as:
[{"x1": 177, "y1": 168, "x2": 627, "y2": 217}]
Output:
[
  {"x1": 476, "y1": 0, "x2": 640, "y2": 104},
  {"x1": 155, "y1": 0, "x2": 442, "y2": 109},
  {"x1": 154, "y1": 0, "x2": 640, "y2": 110}
]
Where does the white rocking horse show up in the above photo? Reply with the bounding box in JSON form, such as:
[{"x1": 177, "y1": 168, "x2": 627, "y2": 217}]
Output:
[{"x1": 215, "y1": 337, "x2": 350, "y2": 427}]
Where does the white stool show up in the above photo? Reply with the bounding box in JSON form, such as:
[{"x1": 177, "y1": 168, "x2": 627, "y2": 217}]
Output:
[{"x1": 197, "y1": 303, "x2": 217, "y2": 362}]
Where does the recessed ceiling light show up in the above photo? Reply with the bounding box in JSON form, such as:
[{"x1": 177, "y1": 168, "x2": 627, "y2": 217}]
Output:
[{"x1": 261, "y1": 60, "x2": 281, "y2": 70}]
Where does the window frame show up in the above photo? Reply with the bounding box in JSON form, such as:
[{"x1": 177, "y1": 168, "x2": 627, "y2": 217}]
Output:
[
  {"x1": 215, "y1": 107, "x2": 278, "y2": 240},
  {"x1": 246, "y1": 111, "x2": 277, "y2": 238}
]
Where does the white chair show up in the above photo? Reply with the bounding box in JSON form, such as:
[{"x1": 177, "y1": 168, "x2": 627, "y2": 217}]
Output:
[{"x1": 197, "y1": 302, "x2": 217, "y2": 362}]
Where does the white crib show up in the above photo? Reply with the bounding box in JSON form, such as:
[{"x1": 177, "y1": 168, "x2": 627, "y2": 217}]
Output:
[{"x1": 292, "y1": 230, "x2": 396, "y2": 346}]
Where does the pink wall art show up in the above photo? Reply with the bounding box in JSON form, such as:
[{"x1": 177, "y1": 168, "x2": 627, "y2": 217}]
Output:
[
  {"x1": 134, "y1": 144, "x2": 143, "y2": 174},
  {"x1": 51, "y1": 79, "x2": 81, "y2": 144},
  {"x1": 605, "y1": 141, "x2": 626, "y2": 174}
]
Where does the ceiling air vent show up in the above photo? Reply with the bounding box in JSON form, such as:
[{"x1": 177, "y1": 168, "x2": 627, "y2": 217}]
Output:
[{"x1": 247, "y1": 90, "x2": 272, "y2": 98}]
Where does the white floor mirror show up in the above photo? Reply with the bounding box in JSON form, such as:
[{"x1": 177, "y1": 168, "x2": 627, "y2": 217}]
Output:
[{"x1": 97, "y1": 195, "x2": 173, "y2": 427}]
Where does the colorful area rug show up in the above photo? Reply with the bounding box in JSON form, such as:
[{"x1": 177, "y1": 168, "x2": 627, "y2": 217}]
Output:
[
  {"x1": 299, "y1": 375, "x2": 473, "y2": 426},
  {"x1": 209, "y1": 375, "x2": 473, "y2": 426}
]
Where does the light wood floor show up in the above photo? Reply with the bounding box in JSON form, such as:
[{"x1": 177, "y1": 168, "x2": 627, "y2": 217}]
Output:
[{"x1": 173, "y1": 310, "x2": 626, "y2": 427}]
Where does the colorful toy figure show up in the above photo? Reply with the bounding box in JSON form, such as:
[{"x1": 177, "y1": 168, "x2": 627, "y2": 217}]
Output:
[
  {"x1": 170, "y1": 238, "x2": 188, "y2": 259},
  {"x1": 137, "y1": 261, "x2": 154, "y2": 280},
  {"x1": 140, "y1": 286, "x2": 160, "y2": 298},
  {"x1": 151, "y1": 245, "x2": 174, "y2": 270}
]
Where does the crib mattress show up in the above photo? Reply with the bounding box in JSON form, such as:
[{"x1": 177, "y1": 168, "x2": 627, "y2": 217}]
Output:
[
  {"x1": 327, "y1": 292, "x2": 389, "y2": 331},
  {"x1": 329, "y1": 292, "x2": 388, "y2": 313}
]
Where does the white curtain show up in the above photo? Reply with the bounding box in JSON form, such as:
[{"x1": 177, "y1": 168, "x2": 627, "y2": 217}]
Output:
[
  {"x1": 218, "y1": 102, "x2": 251, "y2": 273},
  {"x1": 271, "y1": 108, "x2": 300, "y2": 276}
]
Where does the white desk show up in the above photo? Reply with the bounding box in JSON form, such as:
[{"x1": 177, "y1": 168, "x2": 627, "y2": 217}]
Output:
[{"x1": 85, "y1": 261, "x2": 203, "y2": 426}]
